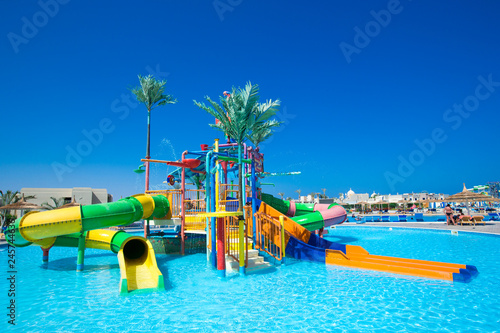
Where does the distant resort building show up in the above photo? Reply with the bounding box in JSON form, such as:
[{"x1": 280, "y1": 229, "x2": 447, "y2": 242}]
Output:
[
  {"x1": 21, "y1": 187, "x2": 113, "y2": 206},
  {"x1": 310, "y1": 188, "x2": 448, "y2": 207}
]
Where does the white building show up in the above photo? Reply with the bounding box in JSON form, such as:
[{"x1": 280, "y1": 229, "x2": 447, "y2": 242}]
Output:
[{"x1": 21, "y1": 187, "x2": 113, "y2": 206}]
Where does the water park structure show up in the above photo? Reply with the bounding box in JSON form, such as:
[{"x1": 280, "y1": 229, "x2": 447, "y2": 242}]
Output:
[
  {"x1": 7, "y1": 136, "x2": 479, "y2": 294},
  {"x1": 5, "y1": 82, "x2": 479, "y2": 294}
]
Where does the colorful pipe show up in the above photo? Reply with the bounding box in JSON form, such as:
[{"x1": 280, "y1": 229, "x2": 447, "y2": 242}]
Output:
[
  {"x1": 181, "y1": 150, "x2": 188, "y2": 255},
  {"x1": 144, "y1": 160, "x2": 150, "y2": 237},
  {"x1": 205, "y1": 149, "x2": 213, "y2": 262},
  {"x1": 238, "y1": 216, "x2": 245, "y2": 274},
  {"x1": 217, "y1": 217, "x2": 225, "y2": 277}
]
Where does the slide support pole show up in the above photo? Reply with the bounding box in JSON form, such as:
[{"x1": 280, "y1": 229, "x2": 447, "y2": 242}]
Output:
[
  {"x1": 251, "y1": 160, "x2": 257, "y2": 243},
  {"x1": 76, "y1": 231, "x2": 87, "y2": 272},
  {"x1": 210, "y1": 155, "x2": 218, "y2": 268},
  {"x1": 42, "y1": 245, "x2": 53, "y2": 263},
  {"x1": 205, "y1": 150, "x2": 212, "y2": 262},
  {"x1": 144, "y1": 159, "x2": 150, "y2": 238},
  {"x1": 280, "y1": 216, "x2": 286, "y2": 263},
  {"x1": 181, "y1": 150, "x2": 187, "y2": 255},
  {"x1": 216, "y1": 217, "x2": 225, "y2": 277},
  {"x1": 239, "y1": 215, "x2": 245, "y2": 275}
]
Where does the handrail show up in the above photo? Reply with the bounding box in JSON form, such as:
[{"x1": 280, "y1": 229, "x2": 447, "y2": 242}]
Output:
[
  {"x1": 225, "y1": 215, "x2": 249, "y2": 267},
  {"x1": 254, "y1": 211, "x2": 283, "y2": 261}
]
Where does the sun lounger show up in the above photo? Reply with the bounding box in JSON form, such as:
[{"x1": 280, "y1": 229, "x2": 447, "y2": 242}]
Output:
[
  {"x1": 414, "y1": 213, "x2": 424, "y2": 222},
  {"x1": 381, "y1": 216, "x2": 390, "y2": 222},
  {"x1": 459, "y1": 216, "x2": 473, "y2": 226},
  {"x1": 488, "y1": 213, "x2": 500, "y2": 221},
  {"x1": 471, "y1": 216, "x2": 485, "y2": 225},
  {"x1": 398, "y1": 215, "x2": 407, "y2": 222},
  {"x1": 373, "y1": 216, "x2": 381, "y2": 222}
]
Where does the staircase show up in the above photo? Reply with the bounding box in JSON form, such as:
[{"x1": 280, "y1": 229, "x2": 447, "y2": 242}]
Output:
[{"x1": 225, "y1": 249, "x2": 273, "y2": 274}]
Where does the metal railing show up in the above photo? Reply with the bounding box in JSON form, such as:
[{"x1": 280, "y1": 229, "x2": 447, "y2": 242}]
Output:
[
  {"x1": 254, "y1": 211, "x2": 283, "y2": 261},
  {"x1": 185, "y1": 189, "x2": 206, "y2": 231},
  {"x1": 219, "y1": 183, "x2": 239, "y2": 211},
  {"x1": 225, "y1": 215, "x2": 248, "y2": 268},
  {"x1": 146, "y1": 189, "x2": 182, "y2": 218}
]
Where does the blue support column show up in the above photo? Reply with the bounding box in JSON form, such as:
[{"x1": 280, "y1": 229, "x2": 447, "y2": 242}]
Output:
[
  {"x1": 251, "y1": 160, "x2": 257, "y2": 242},
  {"x1": 205, "y1": 151, "x2": 212, "y2": 262},
  {"x1": 210, "y1": 156, "x2": 217, "y2": 269}
]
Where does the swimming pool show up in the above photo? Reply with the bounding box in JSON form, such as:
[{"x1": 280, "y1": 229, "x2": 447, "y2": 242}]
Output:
[{"x1": 2, "y1": 227, "x2": 499, "y2": 332}]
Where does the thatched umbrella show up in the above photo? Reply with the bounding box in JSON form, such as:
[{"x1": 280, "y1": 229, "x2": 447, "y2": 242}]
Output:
[
  {"x1": 397, "y1": 199, "x2": 409, "y2": 213},
  {"x1": 57, "y1": 196, "x2": 82, "y2": 209},
  {"x1": 356, "y1": 201, "x2": 369, "y2": 213},
  {"x1": 0, "y1": 194, "x2": 44, "y2": 211},
  {"x1": 0, "y1": 194, "x2": 44, "y2": 228},
  {"x1": 444, "y1": 183, "x2": 500, "y2": 215}
]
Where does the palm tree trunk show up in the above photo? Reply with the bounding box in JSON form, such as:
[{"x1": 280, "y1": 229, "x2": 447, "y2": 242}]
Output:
[{"x1": 146, "y1": 110, "x2": 151, "y2": 158}]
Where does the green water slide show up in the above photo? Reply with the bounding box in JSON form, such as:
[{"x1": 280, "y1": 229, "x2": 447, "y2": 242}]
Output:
[{"x1": 260, "y1": 193, "x2": 346, "y2": 230}]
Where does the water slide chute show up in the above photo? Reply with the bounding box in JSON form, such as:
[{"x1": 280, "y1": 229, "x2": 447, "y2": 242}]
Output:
[
  {"x1": 260, "y1": 193, "x2": 347, "y2": 231},
  {"x1": 257, "y1": 195, "x2": 478, "y2": 282}
]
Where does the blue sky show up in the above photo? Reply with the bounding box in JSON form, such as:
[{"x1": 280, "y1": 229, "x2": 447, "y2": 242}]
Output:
[{"x1": 1, "y1": 0, "x2": 499, "y2": 200}]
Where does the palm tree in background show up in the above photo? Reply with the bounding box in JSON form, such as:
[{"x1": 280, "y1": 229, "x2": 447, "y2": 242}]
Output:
[
  {"x1": 322, "y1": 188, "x2": 327, "y2": 198},
  {"x1": 42, "y1": 197, "x2": 65, "y2": 210},
  {"x1": 131, "y1": 75, "x2": 177, "y2": 159},
  {"x1": 295, "y1": 189, "x2": 301, "y2": 200},
  {"x1": 194, "y1": 82, "x2": 280, "y2": 212},
  {"x1": 0, "y1": 190, "x2": 35, "y2": 229},
  {"x1": 278, "y1": 192, "x2": 284, "y2": 200}
]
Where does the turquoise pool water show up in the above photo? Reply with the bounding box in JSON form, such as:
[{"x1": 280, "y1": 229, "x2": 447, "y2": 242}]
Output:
[{"x1": 1, "y1": 227, "x2": 499, "y2": 332}]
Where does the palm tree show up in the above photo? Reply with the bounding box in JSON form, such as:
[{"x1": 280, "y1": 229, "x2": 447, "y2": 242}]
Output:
[
  {"x1": 41, "y1": 197, "x2": 65, "y2": 210},
  {"x1": 246, "y1": 101, "x2": 281, "y2": 148},
  {"x1": 194, "y1": 82, "x2": 280, "y2": 212},
  {"x1": 0, "y1": 190, "x2": 35, "y2": 229},
  {"x1": 295, "y1": 189, "x2": 301, "y2": 200},
  {"x1": 278, "y1": 192, "x2": 285, "y2": 200},
  {"x1": 131, "y1": 75, "x2": 177, "y2": 159},
  {"x1": 246, "y1": 120, "x2": 280, "y2": 148},
  {"x1": 322, "y1": 188, "x2": 327, "y2": 198}
]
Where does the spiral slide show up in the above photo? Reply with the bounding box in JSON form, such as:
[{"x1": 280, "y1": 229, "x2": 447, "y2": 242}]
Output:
[
  {"x1": 7, "y1": 194, "x2": 170, "y2": 293},
  {"x1": 258, "y1": 195, "x2": 478, "y2": 283}
]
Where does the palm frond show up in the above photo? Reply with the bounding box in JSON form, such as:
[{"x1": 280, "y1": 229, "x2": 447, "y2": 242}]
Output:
[
  {"x1": 41, "y1": 197, "x2": 65, "y2": 210},
  {"x1": 131, "y1": 75, "x2": 177, "y2": 111}
]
